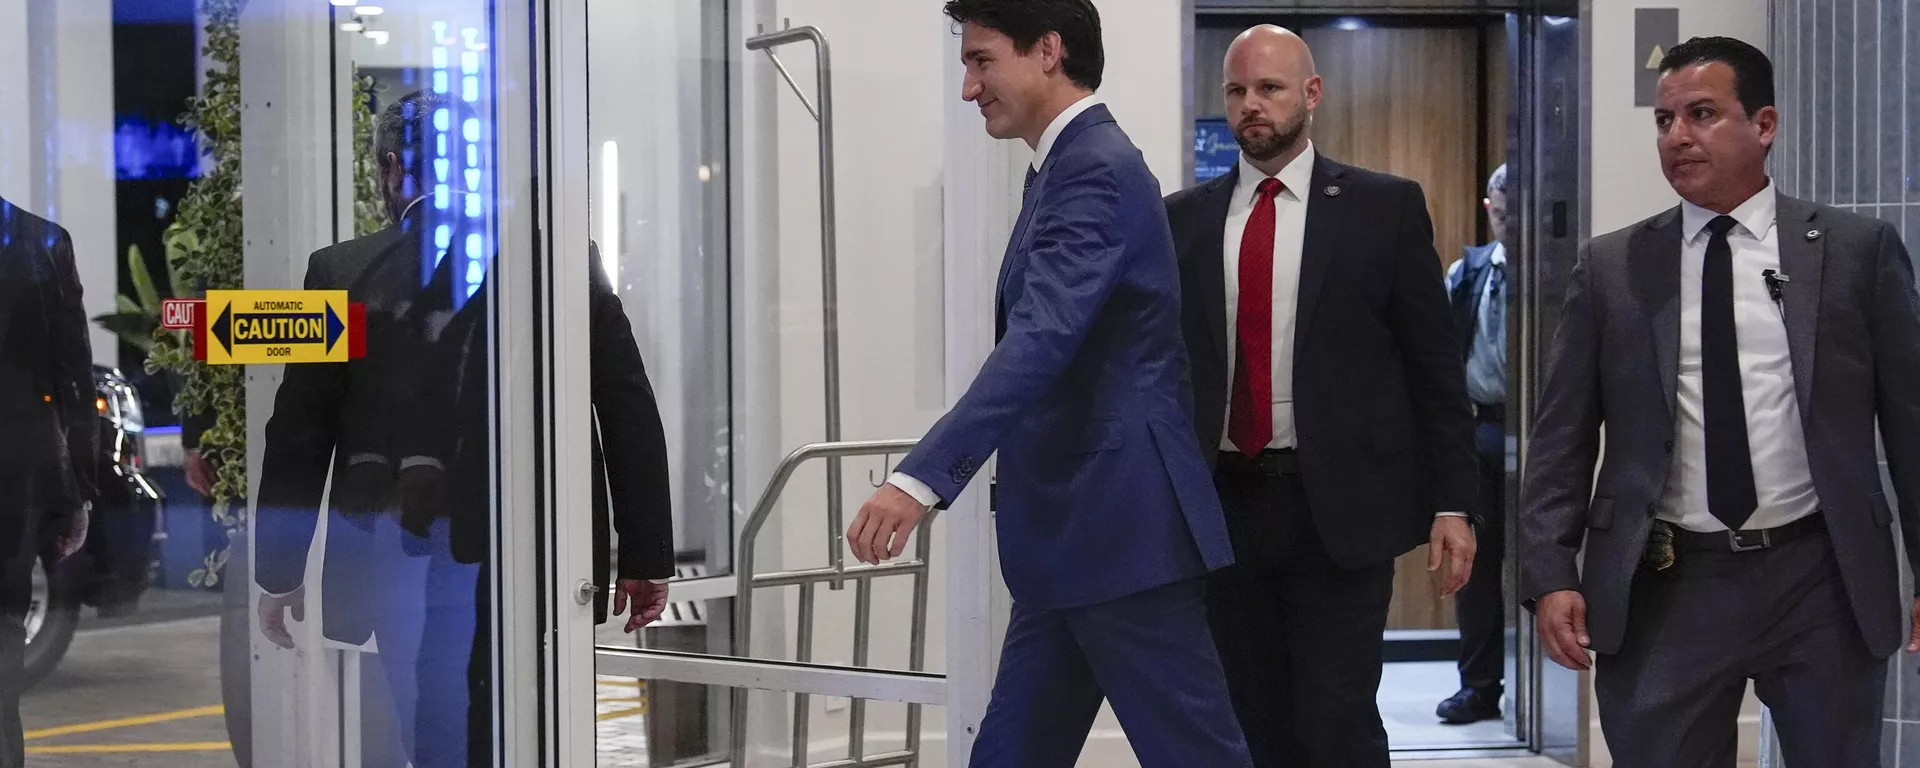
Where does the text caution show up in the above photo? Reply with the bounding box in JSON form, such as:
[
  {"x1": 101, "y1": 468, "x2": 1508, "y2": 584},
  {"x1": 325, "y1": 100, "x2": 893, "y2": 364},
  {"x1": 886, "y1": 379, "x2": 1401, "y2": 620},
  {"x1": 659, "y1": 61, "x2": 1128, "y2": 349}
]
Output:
[{"x1": 199, "y1": 290, "x2": 364, "y2": 365}]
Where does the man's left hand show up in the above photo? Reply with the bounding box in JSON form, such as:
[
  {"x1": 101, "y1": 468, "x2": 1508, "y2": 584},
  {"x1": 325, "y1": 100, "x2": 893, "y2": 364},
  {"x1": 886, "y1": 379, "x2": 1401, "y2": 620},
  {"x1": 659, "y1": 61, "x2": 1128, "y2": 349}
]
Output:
[
  {"x1": 1428, "y1": 515, "x2": 1476, "y2": 597},
  {"x1": 848, "y1": 485, "x2": 927, "y2": 565},
  {"x1": 1907, "y1": 599, "x2": 1920, "y2": 653},
  {"x1": 613, "y1": 579, "x2": 669, "y2": 634},
  {"x1": 55, "y1": 503, "x2": 88, "y2": 559}
]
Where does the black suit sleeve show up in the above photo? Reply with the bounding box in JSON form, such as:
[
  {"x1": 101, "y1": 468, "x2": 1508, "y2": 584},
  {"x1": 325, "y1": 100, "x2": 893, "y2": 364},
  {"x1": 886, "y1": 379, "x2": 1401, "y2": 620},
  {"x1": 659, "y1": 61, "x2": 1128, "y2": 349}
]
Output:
[
  {"x1": 588, "y1": 243, "x2": 675, "y2": 581},
  {"x1": 1386, "y1": 182, "x2": 1478, "y2": 518},
  {"x1": 180, "y1": 407, "x2": 216, "y2": 451},
  {"x1": 1517, "y1": 243, "x2": 1603, "y2": 604},
  {"x1": 47, "y1": 226, "x2": 98, "y2": 509},
  {"x1": 254, "y1": 252, "x2": 349, "y2": 595},
  {"x1": 1866, "y1": 223, "x2": 1920, "y2": 597}
]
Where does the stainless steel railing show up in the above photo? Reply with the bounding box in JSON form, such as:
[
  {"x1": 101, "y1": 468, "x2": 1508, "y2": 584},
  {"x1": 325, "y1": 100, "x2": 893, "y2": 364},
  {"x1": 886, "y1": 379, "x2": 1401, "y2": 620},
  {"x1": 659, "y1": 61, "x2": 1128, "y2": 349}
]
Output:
[{"x1": 730, "y1": 438, "x2": 934, "y2": 768}]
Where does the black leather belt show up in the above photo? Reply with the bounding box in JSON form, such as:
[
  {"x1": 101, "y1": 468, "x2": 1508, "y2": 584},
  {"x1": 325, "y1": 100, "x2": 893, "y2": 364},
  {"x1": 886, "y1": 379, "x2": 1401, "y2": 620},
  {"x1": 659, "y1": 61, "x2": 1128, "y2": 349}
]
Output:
[
  {"x1": 1672, "y1": 513, "x2": 1825, "y2": 553},
  {"x1": 1217, "y1": 449, "x2": 1300, "y2": 476}
]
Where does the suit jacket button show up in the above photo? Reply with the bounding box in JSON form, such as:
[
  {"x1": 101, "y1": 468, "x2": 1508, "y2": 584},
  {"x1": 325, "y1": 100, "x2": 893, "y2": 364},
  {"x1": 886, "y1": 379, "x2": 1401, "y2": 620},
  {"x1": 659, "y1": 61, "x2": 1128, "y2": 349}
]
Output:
[
  {"x1": 1663, "y1": 439, "x2": 1674, "y2": 454},
  {"x1": 952, "y1": 457, "x2": 975, "y2": 485}
]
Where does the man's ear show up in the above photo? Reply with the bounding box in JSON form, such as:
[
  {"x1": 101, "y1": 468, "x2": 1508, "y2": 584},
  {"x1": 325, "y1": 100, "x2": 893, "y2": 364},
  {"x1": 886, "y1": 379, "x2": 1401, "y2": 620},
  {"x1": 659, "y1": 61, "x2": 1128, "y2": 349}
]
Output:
[
  {"x1": 1753, "y1": 104, "x2": 1780, "y2": 150},
  {"x1": 1039, "y1": 31, "x2": 1064, "y2": 74}
]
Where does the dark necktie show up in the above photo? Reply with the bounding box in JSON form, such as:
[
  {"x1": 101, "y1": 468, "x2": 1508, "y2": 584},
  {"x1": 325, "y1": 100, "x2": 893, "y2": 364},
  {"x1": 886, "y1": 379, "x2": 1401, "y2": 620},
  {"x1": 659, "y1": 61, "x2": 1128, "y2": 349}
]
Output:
[
  {"x1": 1023, "y1": 166, "x2": 1037, "y2": 202},
  {"x1": 1701, "y1": 214, "x2": 1757, "y2": 530},
  {"x1": 1228, "y1": 178, "x2": 1283, "y2": 456}
]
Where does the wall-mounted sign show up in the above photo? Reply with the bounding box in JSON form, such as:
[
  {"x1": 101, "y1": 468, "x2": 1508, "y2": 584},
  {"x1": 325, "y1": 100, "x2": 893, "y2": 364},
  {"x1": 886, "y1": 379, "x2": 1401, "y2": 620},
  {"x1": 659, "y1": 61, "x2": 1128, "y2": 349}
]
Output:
[
  {"x1": 197, "y1": 290, "x2": 364, "y2": 365},
  {"x1": 160, "y1": 298, "x2": 199, "y2": 330},
  {"x1": 1196, "y1": 118, "x2": 1240, "y2": 183},
  {"x1": 1635, "y1": 8, "x2": 1679, "y2": 107}
]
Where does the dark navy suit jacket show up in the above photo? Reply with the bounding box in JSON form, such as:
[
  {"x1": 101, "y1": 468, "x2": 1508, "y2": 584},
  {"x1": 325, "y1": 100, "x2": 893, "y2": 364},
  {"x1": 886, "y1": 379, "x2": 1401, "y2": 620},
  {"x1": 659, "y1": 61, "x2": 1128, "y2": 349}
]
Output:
[{"x1": 895, "y1": 105, "x2": 1233, "y2": 610}]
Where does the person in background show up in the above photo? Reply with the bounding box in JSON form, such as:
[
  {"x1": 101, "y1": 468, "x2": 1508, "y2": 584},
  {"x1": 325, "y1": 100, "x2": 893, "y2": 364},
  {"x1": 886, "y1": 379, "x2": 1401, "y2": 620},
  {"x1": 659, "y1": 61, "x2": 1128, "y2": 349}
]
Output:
[
  {"x1": 1522, "y1": 37, "x2": 1920, "y2": 765},
  {"x1": 1162, "y1": 25, "x2": 1477, "y2": 768},
  {"x1": 1436, "y1": 164, "x2": 1510, "y2": 726},
  {"x1": 844, "y1": 1, "x2": 1251, "y2": 765},
  {"x1": 0, "y1": 201, "x2": 96, "y2": 768}
]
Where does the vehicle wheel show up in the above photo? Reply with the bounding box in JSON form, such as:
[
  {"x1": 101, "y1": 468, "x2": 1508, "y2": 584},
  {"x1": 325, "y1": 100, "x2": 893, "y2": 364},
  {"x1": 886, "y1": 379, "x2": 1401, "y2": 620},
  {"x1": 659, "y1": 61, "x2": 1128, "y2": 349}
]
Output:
[{"x1": 21, "y1": 554, "x2": 82, "y2": 689}]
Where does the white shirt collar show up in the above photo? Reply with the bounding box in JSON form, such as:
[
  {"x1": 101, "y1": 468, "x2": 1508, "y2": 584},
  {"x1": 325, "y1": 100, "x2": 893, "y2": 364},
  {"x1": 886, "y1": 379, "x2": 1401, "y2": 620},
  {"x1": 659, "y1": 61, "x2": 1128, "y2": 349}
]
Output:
[
  {"x1": 1233, "y1": 141, "x2": 1316, "y2": 204},
  {"x1": 1681, "y1": 180, "x2": 1776, "y2": 243},
  {"x1": 1032, "y1": 94, "x2": 1101, "y2": 172},
  {"x1": 1489, "y1": 240, "x2": 1507, "y2": 267}
]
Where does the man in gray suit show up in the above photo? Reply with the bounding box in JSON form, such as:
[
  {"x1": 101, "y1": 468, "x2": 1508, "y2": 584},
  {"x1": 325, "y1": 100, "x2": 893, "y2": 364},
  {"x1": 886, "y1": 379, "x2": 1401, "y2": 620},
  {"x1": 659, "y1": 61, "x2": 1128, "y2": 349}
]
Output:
[{"x1": 1521, "y1": 36, "x2": 1920, "y2": 765}]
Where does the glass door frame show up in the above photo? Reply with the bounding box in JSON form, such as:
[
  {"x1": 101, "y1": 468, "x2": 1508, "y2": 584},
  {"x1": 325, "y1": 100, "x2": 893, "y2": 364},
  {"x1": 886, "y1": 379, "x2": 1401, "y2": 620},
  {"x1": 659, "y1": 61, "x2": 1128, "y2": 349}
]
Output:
[
  {"x1": 546, "y1": 2, "x2": 1011, "y2": 764},
  {"x1": 234, "y1": 0, "x2": 569, "y2": 764}
]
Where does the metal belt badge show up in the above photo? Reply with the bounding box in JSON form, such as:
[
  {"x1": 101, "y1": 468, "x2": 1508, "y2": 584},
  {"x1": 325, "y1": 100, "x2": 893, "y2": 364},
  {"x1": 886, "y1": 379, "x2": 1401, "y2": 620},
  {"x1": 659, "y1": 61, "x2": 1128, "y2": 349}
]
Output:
[{"x1": 1643, "y1": 519, "x2": 1677, "y2": 572}]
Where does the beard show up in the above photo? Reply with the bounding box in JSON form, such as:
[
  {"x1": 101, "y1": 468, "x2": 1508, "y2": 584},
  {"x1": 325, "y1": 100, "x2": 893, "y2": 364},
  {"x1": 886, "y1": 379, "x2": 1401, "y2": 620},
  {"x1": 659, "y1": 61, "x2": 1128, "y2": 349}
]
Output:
[{"x1": 1235, "y1": 110, "x2": 1309, "y2": 162}]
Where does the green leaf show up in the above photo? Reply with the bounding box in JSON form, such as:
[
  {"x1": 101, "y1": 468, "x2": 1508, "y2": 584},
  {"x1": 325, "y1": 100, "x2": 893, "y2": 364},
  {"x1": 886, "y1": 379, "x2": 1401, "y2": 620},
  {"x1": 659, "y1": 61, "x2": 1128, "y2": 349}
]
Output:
[
  {"x1": 127, "y1": 245, "x2": 164, "y2": 313},
  {"x1": 95, "y1": 311, "x2": 159, "y2": 352}
]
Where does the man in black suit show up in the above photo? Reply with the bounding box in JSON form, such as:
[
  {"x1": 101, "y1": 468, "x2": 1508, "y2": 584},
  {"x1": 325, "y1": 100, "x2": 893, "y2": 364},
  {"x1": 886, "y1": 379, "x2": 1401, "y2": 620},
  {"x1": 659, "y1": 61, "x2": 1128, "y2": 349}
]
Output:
[
  {"x1": 0, "y1": 201, "x2": 96, "y2": 768},
  {"x1": 1164, "y1": 25, "x2": 1477, "y2": 767},
  {"x1": 1522, "y1": 38, "x2": 1920, "y2": 765},
  {"x1": 1436, "y1": 164, "x2": 1510, "y2": 725},
  {"x1": 254, "y1": 90, "x2": 673, "y2": 766}
]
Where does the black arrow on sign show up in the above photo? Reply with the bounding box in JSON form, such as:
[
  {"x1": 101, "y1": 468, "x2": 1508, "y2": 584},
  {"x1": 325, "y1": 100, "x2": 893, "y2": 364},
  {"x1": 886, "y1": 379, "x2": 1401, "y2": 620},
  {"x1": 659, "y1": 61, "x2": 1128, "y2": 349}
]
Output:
[{"x1": 211, "y1": 302, "x2": 233, "y2": 355}]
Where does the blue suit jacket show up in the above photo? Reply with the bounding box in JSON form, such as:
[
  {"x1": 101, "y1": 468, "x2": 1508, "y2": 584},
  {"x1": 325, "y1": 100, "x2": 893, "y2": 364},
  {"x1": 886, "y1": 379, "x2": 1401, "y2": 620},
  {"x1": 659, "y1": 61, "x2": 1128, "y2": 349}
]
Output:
[{"x1": 896, "y1": 105, "x2": 1233, "y2": 610}]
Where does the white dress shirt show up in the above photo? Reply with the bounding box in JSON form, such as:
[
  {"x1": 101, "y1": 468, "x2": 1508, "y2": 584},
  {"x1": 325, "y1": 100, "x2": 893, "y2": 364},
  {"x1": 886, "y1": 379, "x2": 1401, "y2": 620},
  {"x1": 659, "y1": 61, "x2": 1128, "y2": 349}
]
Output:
[
  {"x1": 1219, "y1": 145, "x2": 1315, "y2": 452},
  {"x1": 1659, "y1": 182, "x2": 1822, "y2": 532},
  {"x1": 886, "y1": 94, "x2": 1104, "y2": 508}
]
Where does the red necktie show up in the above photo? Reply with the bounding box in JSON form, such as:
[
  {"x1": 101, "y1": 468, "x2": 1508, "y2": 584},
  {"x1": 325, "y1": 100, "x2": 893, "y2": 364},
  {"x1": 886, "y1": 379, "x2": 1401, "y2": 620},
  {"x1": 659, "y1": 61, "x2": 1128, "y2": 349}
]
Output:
[{"x1": 1229, "y1": 178, "x2": 1283, "y2": 456}]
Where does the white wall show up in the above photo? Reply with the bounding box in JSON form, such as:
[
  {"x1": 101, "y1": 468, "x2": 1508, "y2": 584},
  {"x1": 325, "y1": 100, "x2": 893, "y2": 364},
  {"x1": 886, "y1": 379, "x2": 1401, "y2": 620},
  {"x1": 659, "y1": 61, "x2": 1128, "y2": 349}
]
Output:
[
  {"x1": 1586, "y1": 0, "x2": 1768, "y2": 235},
  {"x1": 1095, "y1": 0, "x2": 1190, "y2": 195},
  {"x1": 0, "y1": 1, "x2": 30, "y2": 209},
  {"x1": 0, "y1": 0, "x2": 118, "y2": 366}
]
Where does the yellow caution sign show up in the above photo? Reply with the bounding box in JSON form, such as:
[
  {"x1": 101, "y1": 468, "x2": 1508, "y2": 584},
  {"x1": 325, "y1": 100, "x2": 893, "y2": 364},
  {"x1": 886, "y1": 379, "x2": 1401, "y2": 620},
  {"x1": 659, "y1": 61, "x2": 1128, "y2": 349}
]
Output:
[{"x1": 201, "y1": 290, "x2": 360, "y2": 365}]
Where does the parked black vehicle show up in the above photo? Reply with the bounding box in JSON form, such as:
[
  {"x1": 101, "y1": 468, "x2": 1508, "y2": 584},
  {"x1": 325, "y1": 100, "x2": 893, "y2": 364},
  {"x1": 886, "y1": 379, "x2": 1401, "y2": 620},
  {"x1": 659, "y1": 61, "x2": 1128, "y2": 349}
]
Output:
[{"x1": 21, "y1": 365, "x2": 164, "y2": 687}]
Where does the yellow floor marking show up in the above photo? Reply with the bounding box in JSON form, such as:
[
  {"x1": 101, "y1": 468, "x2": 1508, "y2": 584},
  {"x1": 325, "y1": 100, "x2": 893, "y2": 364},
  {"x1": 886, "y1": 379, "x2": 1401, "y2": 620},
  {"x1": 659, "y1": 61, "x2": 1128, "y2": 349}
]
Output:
[
  {"x1": 24, "y1": 705, "x2": 225, "y2": 740},
  {"x1": 27, "y1": 742, "x2": 233, "y2": 755},
  {"x1": 596, "y1": 679, "x2": 646, "y2": 688},
  {"x1": 597, "y1": 695, "x2": 643, "y2": 704},
  {"x1": 596, "y1": 705, "x2": 648, "y2": 722}
]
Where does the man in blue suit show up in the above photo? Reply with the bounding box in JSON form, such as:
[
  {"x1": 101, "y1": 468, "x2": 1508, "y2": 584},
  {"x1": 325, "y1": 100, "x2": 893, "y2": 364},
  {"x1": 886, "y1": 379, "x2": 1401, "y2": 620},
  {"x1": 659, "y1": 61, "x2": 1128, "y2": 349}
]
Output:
[{"x1": 846, "y1": 2, "x2": 1252, "y2": 766}]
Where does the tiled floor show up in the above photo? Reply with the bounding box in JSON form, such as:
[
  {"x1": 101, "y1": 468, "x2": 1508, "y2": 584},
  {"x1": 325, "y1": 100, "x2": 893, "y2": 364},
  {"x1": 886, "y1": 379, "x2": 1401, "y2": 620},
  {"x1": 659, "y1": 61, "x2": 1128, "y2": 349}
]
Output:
[{"x1": 1379, "y1": 661, "x2": 1517, "y2": 750}]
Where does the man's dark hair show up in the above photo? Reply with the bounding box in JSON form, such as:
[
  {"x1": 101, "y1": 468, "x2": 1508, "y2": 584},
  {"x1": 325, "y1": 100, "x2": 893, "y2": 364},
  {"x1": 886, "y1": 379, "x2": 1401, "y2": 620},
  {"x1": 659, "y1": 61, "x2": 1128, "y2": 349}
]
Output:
[
  {"x1": 374, "y1": 89, "x2": 453, "y2": 182},
  {"x1": 1659, "y1": 36, "x2": 1774, "y2": 118},
  {"x1": 944, "y1": 0, "x2": 1104, "y2": 91}
]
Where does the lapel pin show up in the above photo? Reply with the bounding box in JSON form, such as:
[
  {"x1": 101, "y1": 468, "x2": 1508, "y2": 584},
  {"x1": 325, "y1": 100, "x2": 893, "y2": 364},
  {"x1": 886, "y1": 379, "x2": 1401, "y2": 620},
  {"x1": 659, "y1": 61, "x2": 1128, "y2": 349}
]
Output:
[
  {"x1": 1323, "y1": 185, "x2": 1342, "y2": 197},
  {"x1": 1805, "y1": 229, "x2": 1821, "y2": 241}
]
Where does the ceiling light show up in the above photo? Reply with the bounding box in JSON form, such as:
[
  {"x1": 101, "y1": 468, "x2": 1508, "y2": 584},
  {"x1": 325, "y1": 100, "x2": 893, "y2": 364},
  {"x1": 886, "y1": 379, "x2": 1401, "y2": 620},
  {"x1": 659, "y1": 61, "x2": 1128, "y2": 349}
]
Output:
[
  {"x1": 329, "y1": 0, "x2": 357, "y2": 6},
  {"x1": 367, "y1": 30, "x2": 390, "y2": 45},
  {"x1": 356, "y1": 5, "x2": 385, "y2": 15},
  {"x1": 339, "y1": 21, "x2": 364, "y2": 32}
]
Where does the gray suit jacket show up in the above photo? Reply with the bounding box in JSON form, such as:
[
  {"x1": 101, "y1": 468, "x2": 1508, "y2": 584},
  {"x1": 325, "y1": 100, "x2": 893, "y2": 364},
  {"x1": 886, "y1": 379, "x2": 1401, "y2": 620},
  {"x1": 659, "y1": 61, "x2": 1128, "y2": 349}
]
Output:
[{"x1": 1520, "y1": 194, "x2": 1920, "y2": 658}]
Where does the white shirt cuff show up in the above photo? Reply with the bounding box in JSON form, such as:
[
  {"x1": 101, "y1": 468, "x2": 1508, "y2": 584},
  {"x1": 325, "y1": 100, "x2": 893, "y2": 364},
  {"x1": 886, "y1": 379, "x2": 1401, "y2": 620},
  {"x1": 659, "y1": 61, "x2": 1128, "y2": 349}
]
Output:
[
  {"x1": 887, "y1": 472, "x2": 940, "y2": 508},
  {"x1": 399, "y1": 456, "x2": 446, "y2": 472},
  {"x1": 1436, "y1": 511, "x2": 1469, "y2": 519}
]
